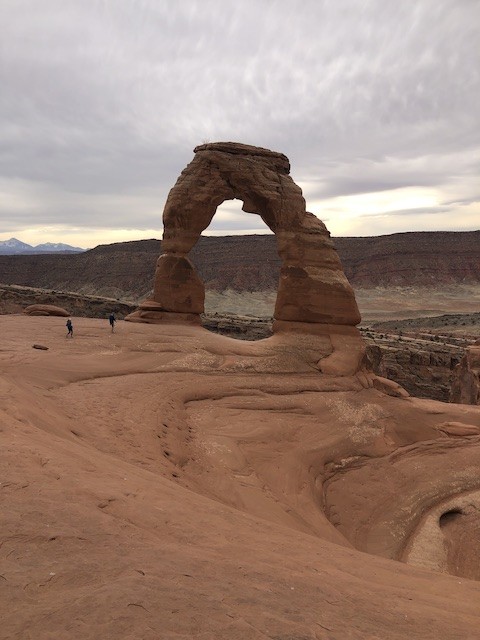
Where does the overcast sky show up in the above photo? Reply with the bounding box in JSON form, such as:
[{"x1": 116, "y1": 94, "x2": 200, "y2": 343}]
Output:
[{"x1": 1, "y1": 0, "x2": 479, "y2": 248}]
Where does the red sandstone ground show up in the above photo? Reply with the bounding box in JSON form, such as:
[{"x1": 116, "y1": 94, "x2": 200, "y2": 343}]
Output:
[{"x1": 2, "y1": 315, "x2": 480, "y2": 639}]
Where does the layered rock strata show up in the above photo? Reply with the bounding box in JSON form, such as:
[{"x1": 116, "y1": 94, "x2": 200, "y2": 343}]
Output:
[
  {"x1": 450, "y1": 342, "x2": 480, "y2": 405},
  {"x1": 127, "y1": 142, "x2": 362, "y2": 375},
  {"x1": 367, "y1": 334, "x2": 462, "y2": 402}
]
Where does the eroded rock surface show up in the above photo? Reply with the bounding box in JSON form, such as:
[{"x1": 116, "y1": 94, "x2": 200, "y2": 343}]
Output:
[
  {"x1": 127, "y1": 142, "x2": 362, "y2": 375},
  {"x1": 1, "y1": 284, "x2": 135, "y2": 318},
  {"x1": 2, "y1": 232, "x2": 480, "y2": 299},
  {"x1": 2, "y1": 315, "x2": 480, "y2": 640},
  {"x1": 451, "y1": 342, "x2": 480, "y2": 405},
  {"x1": 23, "y1": 303, "x2": 69, "y2": 316},
  {"x1": 366, "y1": 332, "x2": 462, "y2": 401}
]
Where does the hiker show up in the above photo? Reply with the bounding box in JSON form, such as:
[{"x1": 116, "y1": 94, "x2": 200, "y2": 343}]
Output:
[
  {"x1": 66, "y1": 318, "x2": 73, "y2": 338},
  {"x1": 109, "y1": 313, "x2": 116, "y2": 333}
]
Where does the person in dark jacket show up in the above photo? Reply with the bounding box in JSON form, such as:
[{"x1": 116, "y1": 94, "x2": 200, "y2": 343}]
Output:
[
  {"x1": 109, "y1": 313, "x2": 116, "y2": 333},
  {"x1": 66, "y1": 318, "x2": 73, "y2": 338}
]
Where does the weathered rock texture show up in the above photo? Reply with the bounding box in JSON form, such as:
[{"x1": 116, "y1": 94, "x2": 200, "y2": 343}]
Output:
[
  {"x1": 2, "y1": 315, "x2": 480, "y2": 639},
  {"x1": 127, "y1": 142, "x2": 362, "y2": 374},
  {"x1": 2, "y1": 232, "x2": 480, "y2": 301},
  {"x1": 5, "y1": 283, "x2": 476, "y2": 402},
  {"x1": 367, "y1": 334, "x2": 463, "y2": 402},
  {"x1": 1, "y1": 284, "x2": 134, "y2": 319},
  {"x1": 450, "y1": 342, "x2": 480, "y2": 405},
  {"x1": 128, "y1": 142, "x2": 359, "y2": 328},
  {"x1": 23, "y1": 303, "x2": 69, "y2": 317}
]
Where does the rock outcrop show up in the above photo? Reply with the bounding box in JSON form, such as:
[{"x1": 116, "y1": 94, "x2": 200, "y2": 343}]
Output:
[
  {"x1": 23, "y1": 303, "x2": 69, "y2": 317},
  {"x1": 1, "y1": 284, "x2": 135, "y2": 319},
  {"x1": 450, "y1": 342, "x2": 480, "y2": 405},
  {"x1": 127, "y1": 142, "x2": 363, "y2": 375},
  {"x1": 2, "y1": 313, "x2": 480, "y2": 640},
  {"x1": 367, "y1": 334, "x2": 462, "y2": 401}
]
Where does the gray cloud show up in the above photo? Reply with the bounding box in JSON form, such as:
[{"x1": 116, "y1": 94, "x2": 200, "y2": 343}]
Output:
[
  {"x1": 441, "y1": 195, "x2": 480, "y2": 207},
  {"x1": 302, "y1": 149, "x2": 480, "y2": 201},
  {"x1": 359, "y1": 206, "x2": 451, "y2": 219},
  {"x1": 0, "y1": 0, "x2": 479, "y2": 244}
]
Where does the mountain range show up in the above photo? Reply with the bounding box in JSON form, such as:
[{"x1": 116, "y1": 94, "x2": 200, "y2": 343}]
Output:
[{"x1": 0, "y1": 237, "x2": 85, "y2": 255}]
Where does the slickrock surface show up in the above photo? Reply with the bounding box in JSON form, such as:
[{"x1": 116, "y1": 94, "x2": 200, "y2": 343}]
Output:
[
  {"x1": 159, "y1": 310, "x2": 479, "y2": 403},
  {"x1": 2, "y1": 315, "x2": 480, "y2": 639},
  {"x1": 203, "y1": 321, "x2": 480, "y2": 403},
  {"x1": 2, "y1": 283, "x2": 478, "y2": 402}
]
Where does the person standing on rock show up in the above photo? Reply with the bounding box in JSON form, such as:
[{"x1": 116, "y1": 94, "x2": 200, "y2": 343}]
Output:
[
  {"x1": 66, "y1": 318, "x2": 73, "y2": 338},
  {"x1": 109, "y1": 313, "x2": 116, "y2": 333}
]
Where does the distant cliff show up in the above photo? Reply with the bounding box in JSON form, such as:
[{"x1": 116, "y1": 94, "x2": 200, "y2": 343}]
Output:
[
  {"x1": 335, "y1": 231, "x2": 480, "y2": 286},
  {"x1": 0, "y1": 231, "x2": 479, "y2": 299}
]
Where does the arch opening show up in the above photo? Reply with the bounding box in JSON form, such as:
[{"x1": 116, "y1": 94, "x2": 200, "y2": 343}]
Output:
[{"x1": 196, "y1": 198, "x2": 279, "y2": 340}]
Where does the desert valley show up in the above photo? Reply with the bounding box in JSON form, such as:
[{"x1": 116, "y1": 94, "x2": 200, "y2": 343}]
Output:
[{"x1": 1, "y1": 143, "x2": 480, "y2": 640}]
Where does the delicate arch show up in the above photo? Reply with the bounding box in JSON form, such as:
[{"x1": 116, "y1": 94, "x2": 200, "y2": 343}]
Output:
[{"x1": 127, "y1": 142, "x2": 360, "y2": 330}]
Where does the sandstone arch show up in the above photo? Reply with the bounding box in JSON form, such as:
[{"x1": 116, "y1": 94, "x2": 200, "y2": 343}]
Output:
[{"x1": 127, "y1": 142, "x2": 360, "y2": 330}]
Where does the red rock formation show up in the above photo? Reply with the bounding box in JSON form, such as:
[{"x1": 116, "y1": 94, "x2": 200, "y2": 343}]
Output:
[
  {"x1": 450, "y1": 342, "x2": 480, "y2": 405},
  {"x1": 2, "y1": 231, "x2": 480, "y2": 298},
  {"x1": 127, "y1": 142, "x2": 363, "y2": 374},
  {"x1": 23, "y1": 303, "x2": 69, "y2": 316},
  {"x1": 2, "y1": 314, "x2": 480, "y2": 640}
]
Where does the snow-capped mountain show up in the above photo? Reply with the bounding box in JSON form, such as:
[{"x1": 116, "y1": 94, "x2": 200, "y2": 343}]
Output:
[
  {"x1": 0, "y1": 238, "x2": 33, "y2": 254},
  {"x1": 34, "y1": 242, "x2": 85, "y2": 252},
  {"x1": 0, "y1": 237, "x2": 85, "y2": 255}
]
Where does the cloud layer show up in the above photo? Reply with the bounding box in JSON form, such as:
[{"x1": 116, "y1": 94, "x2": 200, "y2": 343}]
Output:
[{"x1": 1, "y1": 0, "x2": 478, "y2": 246}]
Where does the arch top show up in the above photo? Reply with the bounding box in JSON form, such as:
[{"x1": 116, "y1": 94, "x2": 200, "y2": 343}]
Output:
[{"x1": 193, "y1": 141, "x2": 290, "y2": 174}]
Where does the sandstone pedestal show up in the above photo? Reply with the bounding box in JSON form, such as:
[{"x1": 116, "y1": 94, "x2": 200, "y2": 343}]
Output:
[{"x1": 127, "y1": 255, "x2": 204, "y2": 323}]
